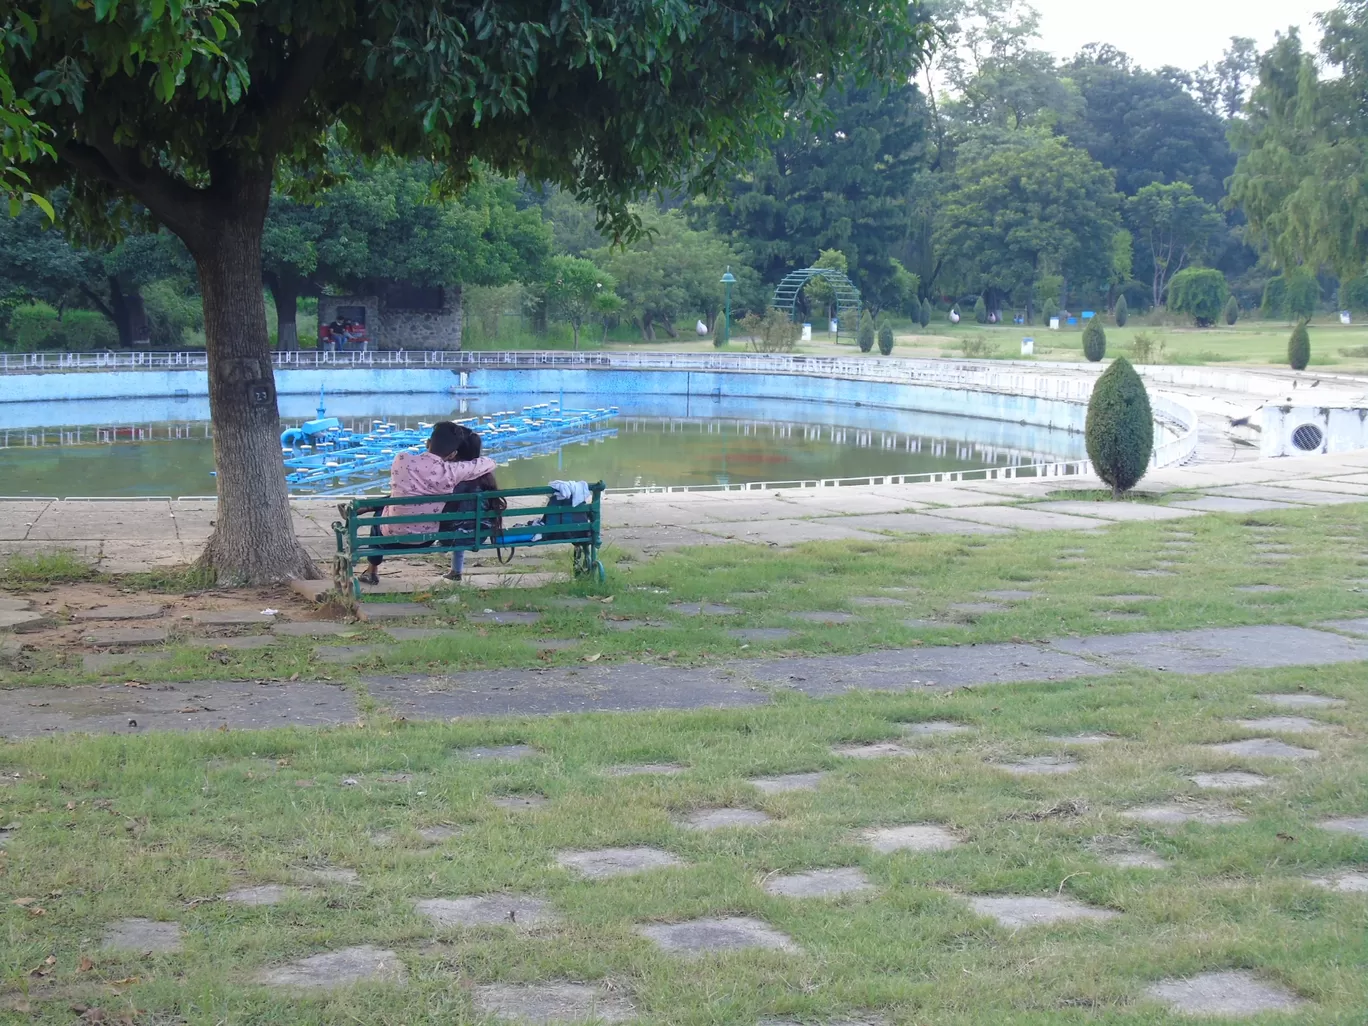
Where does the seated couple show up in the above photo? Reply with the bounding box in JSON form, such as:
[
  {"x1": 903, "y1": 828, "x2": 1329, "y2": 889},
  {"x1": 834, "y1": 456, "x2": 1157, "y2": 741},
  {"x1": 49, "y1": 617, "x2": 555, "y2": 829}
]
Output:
[{"x1": 357, "y1": 421, "x2": 503, "y2": 586}]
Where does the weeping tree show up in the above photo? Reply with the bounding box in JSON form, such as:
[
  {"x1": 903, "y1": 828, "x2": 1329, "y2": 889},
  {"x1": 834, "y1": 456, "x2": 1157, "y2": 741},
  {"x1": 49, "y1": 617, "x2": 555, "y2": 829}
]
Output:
[{"x1": 6, "y1": 0, "x2": 928, "y2": 585}]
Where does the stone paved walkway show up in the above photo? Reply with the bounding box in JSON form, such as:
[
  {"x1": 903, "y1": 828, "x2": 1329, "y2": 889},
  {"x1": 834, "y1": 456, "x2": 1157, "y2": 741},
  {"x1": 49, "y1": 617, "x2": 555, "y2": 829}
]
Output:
[
  {"x1": 2, "y1": 450, "x2": 1367, "y2": 572},
  {"x1": 4, "y1": 623, "x2": 1366, "y2": 738}
]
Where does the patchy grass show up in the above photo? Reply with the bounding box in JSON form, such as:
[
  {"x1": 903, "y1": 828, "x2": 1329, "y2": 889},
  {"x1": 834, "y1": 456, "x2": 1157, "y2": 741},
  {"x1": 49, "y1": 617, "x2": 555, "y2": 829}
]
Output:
[
  {"x1": 0, "y1": 659, "x2": 1365, "y2": 1023},
  {"x1": 1, "y1": 505, "x2": 1365, "y2": 688},
  {"x1": 0, "y1": 550, "x2": 97, "y2": 589}
]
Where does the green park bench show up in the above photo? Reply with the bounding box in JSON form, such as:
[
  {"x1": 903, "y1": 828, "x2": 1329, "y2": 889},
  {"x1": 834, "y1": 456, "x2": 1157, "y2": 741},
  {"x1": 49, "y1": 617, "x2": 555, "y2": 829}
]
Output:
[{"x1": 332, "y1": 483, "x2": 606, "y2": 599}]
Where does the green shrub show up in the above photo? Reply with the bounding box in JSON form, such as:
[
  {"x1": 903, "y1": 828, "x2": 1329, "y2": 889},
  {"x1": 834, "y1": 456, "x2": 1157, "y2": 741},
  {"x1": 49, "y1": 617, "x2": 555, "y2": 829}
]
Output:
[
  {"x1": 973, "y1": 295, "x2": 987, "y2": 324},
  {"x1": 1114, "y1": 294, "x2": 1128, "y2": 327},
  {"x1": 959, "y1": 335, "x2": 998, "y2": 358},
  {"x1": 1082, "y1": 316, "x2": 1106, "y2": 362},
  {"x1": 1289, "y1": 321, "x2": 1310, "y2": 370},
  {"x1": 7, "y1": 302, "x2": 119, "y2": 351},
  {"x1": 712, "y1": 316, "x2": 726, "y2": 348},
  {"x1": 143, "y1": 280, "x2": 203, "y2": 347},
  {"x1": 1339, "y1": 276, "x2": 1368, "y2": 313},
  {"x1": 857, "y1": 310, "x2": 875, "y2": 352},
  {"x1": 1338, "y1": 344, "x2": 1368, "y2": 357},
  {"x1": 1130, "y1": 331, "x2": 1166, "y2": 363},
  {"x1": 877, "y1": 318, "x2": 894, "y2": 355},
  {"x1": 919, "y1": 297, "x2": 931, "y2": 329},
  {"x1": 1086, "y1": 356, "x2": 1153, "y2": 498},
  {"x1": 1167, "y1": 267, "x2": 1229, "y2": 327},
  {"x1": 1224, "y1": 295, "x2": 1239, "y2": 325},
  {"x1": 738, "y1": 308, "x2": 800, "y2": 353}
]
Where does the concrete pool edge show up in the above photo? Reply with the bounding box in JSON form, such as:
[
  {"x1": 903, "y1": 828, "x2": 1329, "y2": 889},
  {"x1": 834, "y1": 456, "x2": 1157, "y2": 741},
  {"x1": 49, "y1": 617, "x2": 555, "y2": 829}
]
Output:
[{"x1": 0, "y1": 352, "x2": 1202, "y2": 471}]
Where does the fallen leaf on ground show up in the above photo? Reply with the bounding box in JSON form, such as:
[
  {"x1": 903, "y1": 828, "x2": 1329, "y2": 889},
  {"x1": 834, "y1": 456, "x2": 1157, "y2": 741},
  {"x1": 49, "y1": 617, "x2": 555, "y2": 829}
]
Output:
[
  {"x1": 583, "y1": 653, "x2": 602, "y2": 663},
  {"x1": 78, "y1": 957, "x2": 94, "y2": 972}
]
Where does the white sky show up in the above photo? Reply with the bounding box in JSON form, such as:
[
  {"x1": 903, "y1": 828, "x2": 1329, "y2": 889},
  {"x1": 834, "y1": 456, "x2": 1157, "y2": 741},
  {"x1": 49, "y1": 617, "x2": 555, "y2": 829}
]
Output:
[{"x1": 1034, "y1": 0, "x2": 1326, "y2": 71}]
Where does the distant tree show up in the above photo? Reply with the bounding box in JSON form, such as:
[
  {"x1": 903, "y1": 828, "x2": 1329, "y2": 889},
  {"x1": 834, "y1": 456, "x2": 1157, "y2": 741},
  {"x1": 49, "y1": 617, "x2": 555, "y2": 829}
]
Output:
[
  {"x1": 877, "y1": 318, "x2": 895, "y2": 355},
  {"x1": 935, "y1": 136, "x2": 1121, "y2": 322},
  {"x1": 857, "y1": 310, "x2": 876, "y2": 352},
  {"x1": 973, "y1": 294, "x2": 988, "y2": 324},
  {"x1": 1224, "y1": 295, "x2": 1240, "y2": 325},
  {"x1": 591, "y1": 208, "x2": 758, "y2": 341},
  {"x1": 1127, "y1": 182, "x2": 1224, "y2": 309},
  {"x1": 1083, "y1": 316, "x2": 1107, "y2": 361},
  {"x1": 1114, "y1": 294, "x2": 1129, "y2": 327},
  {"x1": 1086, "y1": 356, "x2": 1153, "y2": 498},
  {"x1": 1340, "y1": 276, "x2": 1368, "y2": 313},
  {"x1": 919, "y1": 297, "x2": 932, "y2": 329},
  {"x1": 1288, "y1": 321, "x2": 1311, "y2": 370},
  {"x1": 545, "y1": 256, "x2": 617, "y2": 351},
  {"x1": 803, "y1": 248, "x2": 849, "y2": 326},
  {"x1": 1167, "y1": 267, "x2": 1229, "y2": 327},
  {"x1": 1282, "y1": 271, "x2": 1320, "y2": 323}
]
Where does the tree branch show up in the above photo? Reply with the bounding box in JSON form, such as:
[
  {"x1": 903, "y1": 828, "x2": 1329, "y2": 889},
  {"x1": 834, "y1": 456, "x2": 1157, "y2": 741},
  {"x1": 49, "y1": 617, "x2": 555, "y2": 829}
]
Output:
[
  {"x1": 251, "y1": 35, "x2": 336, "y2": 160},
  {"x1": 57, "y1": 137, "x2": 207, "y2": 241},
  {"x1": 77, "y1": 283, "x2": 115, "y2": 323}
]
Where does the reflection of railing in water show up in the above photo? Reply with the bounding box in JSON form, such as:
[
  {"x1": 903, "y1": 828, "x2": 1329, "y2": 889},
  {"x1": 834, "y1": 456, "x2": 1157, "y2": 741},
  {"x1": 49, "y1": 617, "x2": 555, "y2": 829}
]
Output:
[
  {"x1": 0, "y1": 423, "x2": 211, "y2": 447},
  {"x1": 619, "y1": 417, "x2": 1057, "y2": 467}
]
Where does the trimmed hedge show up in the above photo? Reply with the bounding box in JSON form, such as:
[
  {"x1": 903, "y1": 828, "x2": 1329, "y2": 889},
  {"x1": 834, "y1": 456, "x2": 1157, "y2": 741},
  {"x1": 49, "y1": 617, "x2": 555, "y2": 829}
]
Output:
[
  {"x1": 1082, "y1": 316, "x2": 1106, "y2": 362},
  {"x1": 1114, "y1": 294, "x2": 1128, "y2": 327},
  {"x1": 877, "y1": 318, "x2": 894, "y2": 355},
  {"x1": 1289, "y1": 321, "x2": 1310, "y2": 370},
  {"x1": 1086, "y1": 356, "x2": 1153, "y2": 498},
  {"x1": 857, "y1": 310, "x2": 875, "y2": 352},
  {"x1": 919, "y1": 297, "x2": 931, "y2": 328}
]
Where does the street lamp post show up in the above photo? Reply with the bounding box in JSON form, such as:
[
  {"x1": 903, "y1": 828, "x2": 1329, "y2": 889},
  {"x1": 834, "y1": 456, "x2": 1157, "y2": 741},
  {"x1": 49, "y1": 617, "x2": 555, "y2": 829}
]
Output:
[{"x1": 720, "y1": 267, "x2": 736, "y2": 347}]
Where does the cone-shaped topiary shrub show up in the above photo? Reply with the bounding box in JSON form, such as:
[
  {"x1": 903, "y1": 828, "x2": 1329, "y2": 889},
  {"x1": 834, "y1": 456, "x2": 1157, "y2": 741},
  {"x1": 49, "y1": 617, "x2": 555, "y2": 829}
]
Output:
[
  {"x1": 1288, "y1": 320, "x2": 1310, "y2": 370},
  {"x1": 1083, "y1": 316, "x2": 1107, "y2": 362},
  {"x1": 857, "y1": 311, "x2": 875, "y2": 352},
  {"x1": 919, "y1": 297, "x2": 931, "y2": 328},
  {"x1": 974, "y1": 295, "x2": 987, "y2": 324},
  {"x1": 877, "y1": 318, "x2": 894, "y2": 355},
  {"x1": 1224, "y1": 295, "x2": 1239, "y2": 325},
  {"x1": 1086, "y1": 356, "x2": 1154, "y2": 499},
  {"x1": 1114, "y1": 294, "x2": 1129, "y2": 327}
]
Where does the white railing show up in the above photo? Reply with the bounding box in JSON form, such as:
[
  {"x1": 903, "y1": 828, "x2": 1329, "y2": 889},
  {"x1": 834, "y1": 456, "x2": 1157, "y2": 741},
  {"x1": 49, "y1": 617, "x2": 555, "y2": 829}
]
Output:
[{"x1": 1, "y1": 348, "x2": 1200, "y2": 468}]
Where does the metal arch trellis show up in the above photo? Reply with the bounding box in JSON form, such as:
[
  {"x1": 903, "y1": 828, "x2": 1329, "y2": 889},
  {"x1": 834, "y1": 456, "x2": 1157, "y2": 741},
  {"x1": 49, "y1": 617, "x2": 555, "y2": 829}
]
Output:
[{"x1": 771, "y1": 267, "x2": 862, "y2": 329}]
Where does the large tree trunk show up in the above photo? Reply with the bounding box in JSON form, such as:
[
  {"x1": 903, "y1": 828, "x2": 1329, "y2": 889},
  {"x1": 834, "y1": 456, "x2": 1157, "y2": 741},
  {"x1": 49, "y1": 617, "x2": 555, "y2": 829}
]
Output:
[
  {"x1": 265, "y1": 270, "x2": 301, "y2": 350},
  {"x1": 189, "y1": 177, "x2": 318, "y2": 585}
]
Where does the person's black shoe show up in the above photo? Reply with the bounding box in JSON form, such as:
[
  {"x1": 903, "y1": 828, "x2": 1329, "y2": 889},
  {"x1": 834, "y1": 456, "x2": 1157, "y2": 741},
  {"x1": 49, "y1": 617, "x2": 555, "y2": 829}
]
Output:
[{"x1": 357, "y1": 567, "x2": 379, "y2": 586}]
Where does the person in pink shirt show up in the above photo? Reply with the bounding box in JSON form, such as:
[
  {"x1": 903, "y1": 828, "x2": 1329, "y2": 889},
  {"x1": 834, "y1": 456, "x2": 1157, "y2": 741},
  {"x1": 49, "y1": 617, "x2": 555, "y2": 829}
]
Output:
[{"x1": 357, "y1": 421, "x2": 495, "y2": 586}]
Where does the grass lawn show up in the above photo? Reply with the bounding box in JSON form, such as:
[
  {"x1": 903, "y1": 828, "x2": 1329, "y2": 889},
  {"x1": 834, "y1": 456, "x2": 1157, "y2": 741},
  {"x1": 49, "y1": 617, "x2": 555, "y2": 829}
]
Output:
[
  {"x1": 1, "y1": 658, "x2": 1366, "y2": 1022},
  {"x1": 2, "y1": 503, "x2": 1365, "y2": 688},
  {"x1": 624, "y1": 318, "x2": 1368, "y2": 373}
]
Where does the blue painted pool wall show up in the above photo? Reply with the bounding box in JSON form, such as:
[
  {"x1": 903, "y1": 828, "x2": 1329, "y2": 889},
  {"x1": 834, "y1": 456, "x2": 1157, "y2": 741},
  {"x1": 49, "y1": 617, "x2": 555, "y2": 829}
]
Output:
[{"x1": 0, "y1": 366, "x2": 1086, "y2": 434}]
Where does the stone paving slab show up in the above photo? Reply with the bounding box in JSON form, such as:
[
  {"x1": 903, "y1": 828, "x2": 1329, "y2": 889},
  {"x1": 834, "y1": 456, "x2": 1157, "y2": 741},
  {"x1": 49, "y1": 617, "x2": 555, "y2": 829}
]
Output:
[
  {"x1": 255, "y1": 945, "x2": 406, "y2": 990},
  {"x1": 745, "y1": 643, "x2": 1106, "y2": 694},
  {"x1": 919, "y1": 506, "x2": 1107, "y2": 531},
  {"x1": 1207, "y1": 738, "x2": 1320, "y2": 760},
  {"x1": 750, "y1": 771, "x2": 827, "y2": 794},
  {"x1": 1048, "y1": 626, "x2": 1368, "y2": 674},
  {"x1": 72, "y1": 604, "x2": 164, "y2": 621},
  {"x1": 1318, "y1": 816, "x2": 1368, "y2": 837},
  {"x1": 1275, "y1": 478, "x2": 1368, "y2": 496},
  {"x1": 693, "y1": 518, "x2": 886, "y2": 545},
  {"x1": 1145, "y1": 971, "x2": 1305, "y2": 1016},
  {"x1": 223, "y1": 884, "x2": 291, "y2": 906},
  {"x1": 1189, "y1": 772, "x2": 1270, "y2": 790},
  {"x1": 1028, "y1": 501, "x2": 1201, "y2": 522},
  {"x1": 1257, "y1": 692, "x2": 1347, "y2": 708},
  {"x1": 1306, "y1": 871, "x2": 1368, "y2": 893},
  {"x1": 636, "y1": 916, "x2": 798, "y2": 955},
  {"x1": 366, "y1": 666, "x2": 769, "y2": 719},
  {"x1": 1170, "y1": 495, "x2": 1307, "y2": 513},
  {"x1": 469, "y1": 611, "x2": 544, "y2": 625},
  {"x1": 862, "y1": 824, "x2": 961, "y2": 853},
  {"x1": 680, "y1": 808, "x2": 772, "y2": 830},
  {"x1": 966, "y1": 895, "x2": 1117, "y2": 928},
  {"x1": 813, "y1": 512, "x2": 1011, "y2": 536},
  {"x1": 763, "y1": 867, "x2": 874, "y2": 898},
  {"x1": 1208, "y1": 484, "x2": 1366, "y2": 506},
  {"x1": 82, "y1": 627, "x2": 169, "y2": 647},
  {"x1": 729, "y1": 628, "x2": 796, "y2": 643},
  {"x1": 557, "y1": 847, "x2": 685, "y2": 879},
  {"x1": 272, "y1": 621, "x2": 353, "y2": 637},
  {"x1": 0, "y1": 608, "x2": 46, "y2": 630},
  {"x1": 1320, "y1": 618, "x2": 1368, "y2": 637},
  {"x1": 102, "y1": 918, "x2": 182, "y2": 952},
  {"x1": 472, "y1": 983, "x2": 637, "y2": 1025},
  {"x1": 191, "y1": 610, "x2": 276, "y2": 626},
  {"x1": 0, "y1": 681, "x2": 357, "y2": 738},
  {"x1": 1120, "y1": 804, "x2": 1247, "y2": 826},
  {"x1": 357, "y1": 602, "x2": 433, "y2": 621},
  {"x1": 415, "y1": 894, "x2": 557, "y2": 928}
]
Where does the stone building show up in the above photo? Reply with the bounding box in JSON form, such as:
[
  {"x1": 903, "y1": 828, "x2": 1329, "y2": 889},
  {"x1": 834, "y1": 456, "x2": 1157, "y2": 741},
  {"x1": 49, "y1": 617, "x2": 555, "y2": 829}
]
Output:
[{"x1": 318, "y1": 284, "x2": 463, "y2": 351}]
